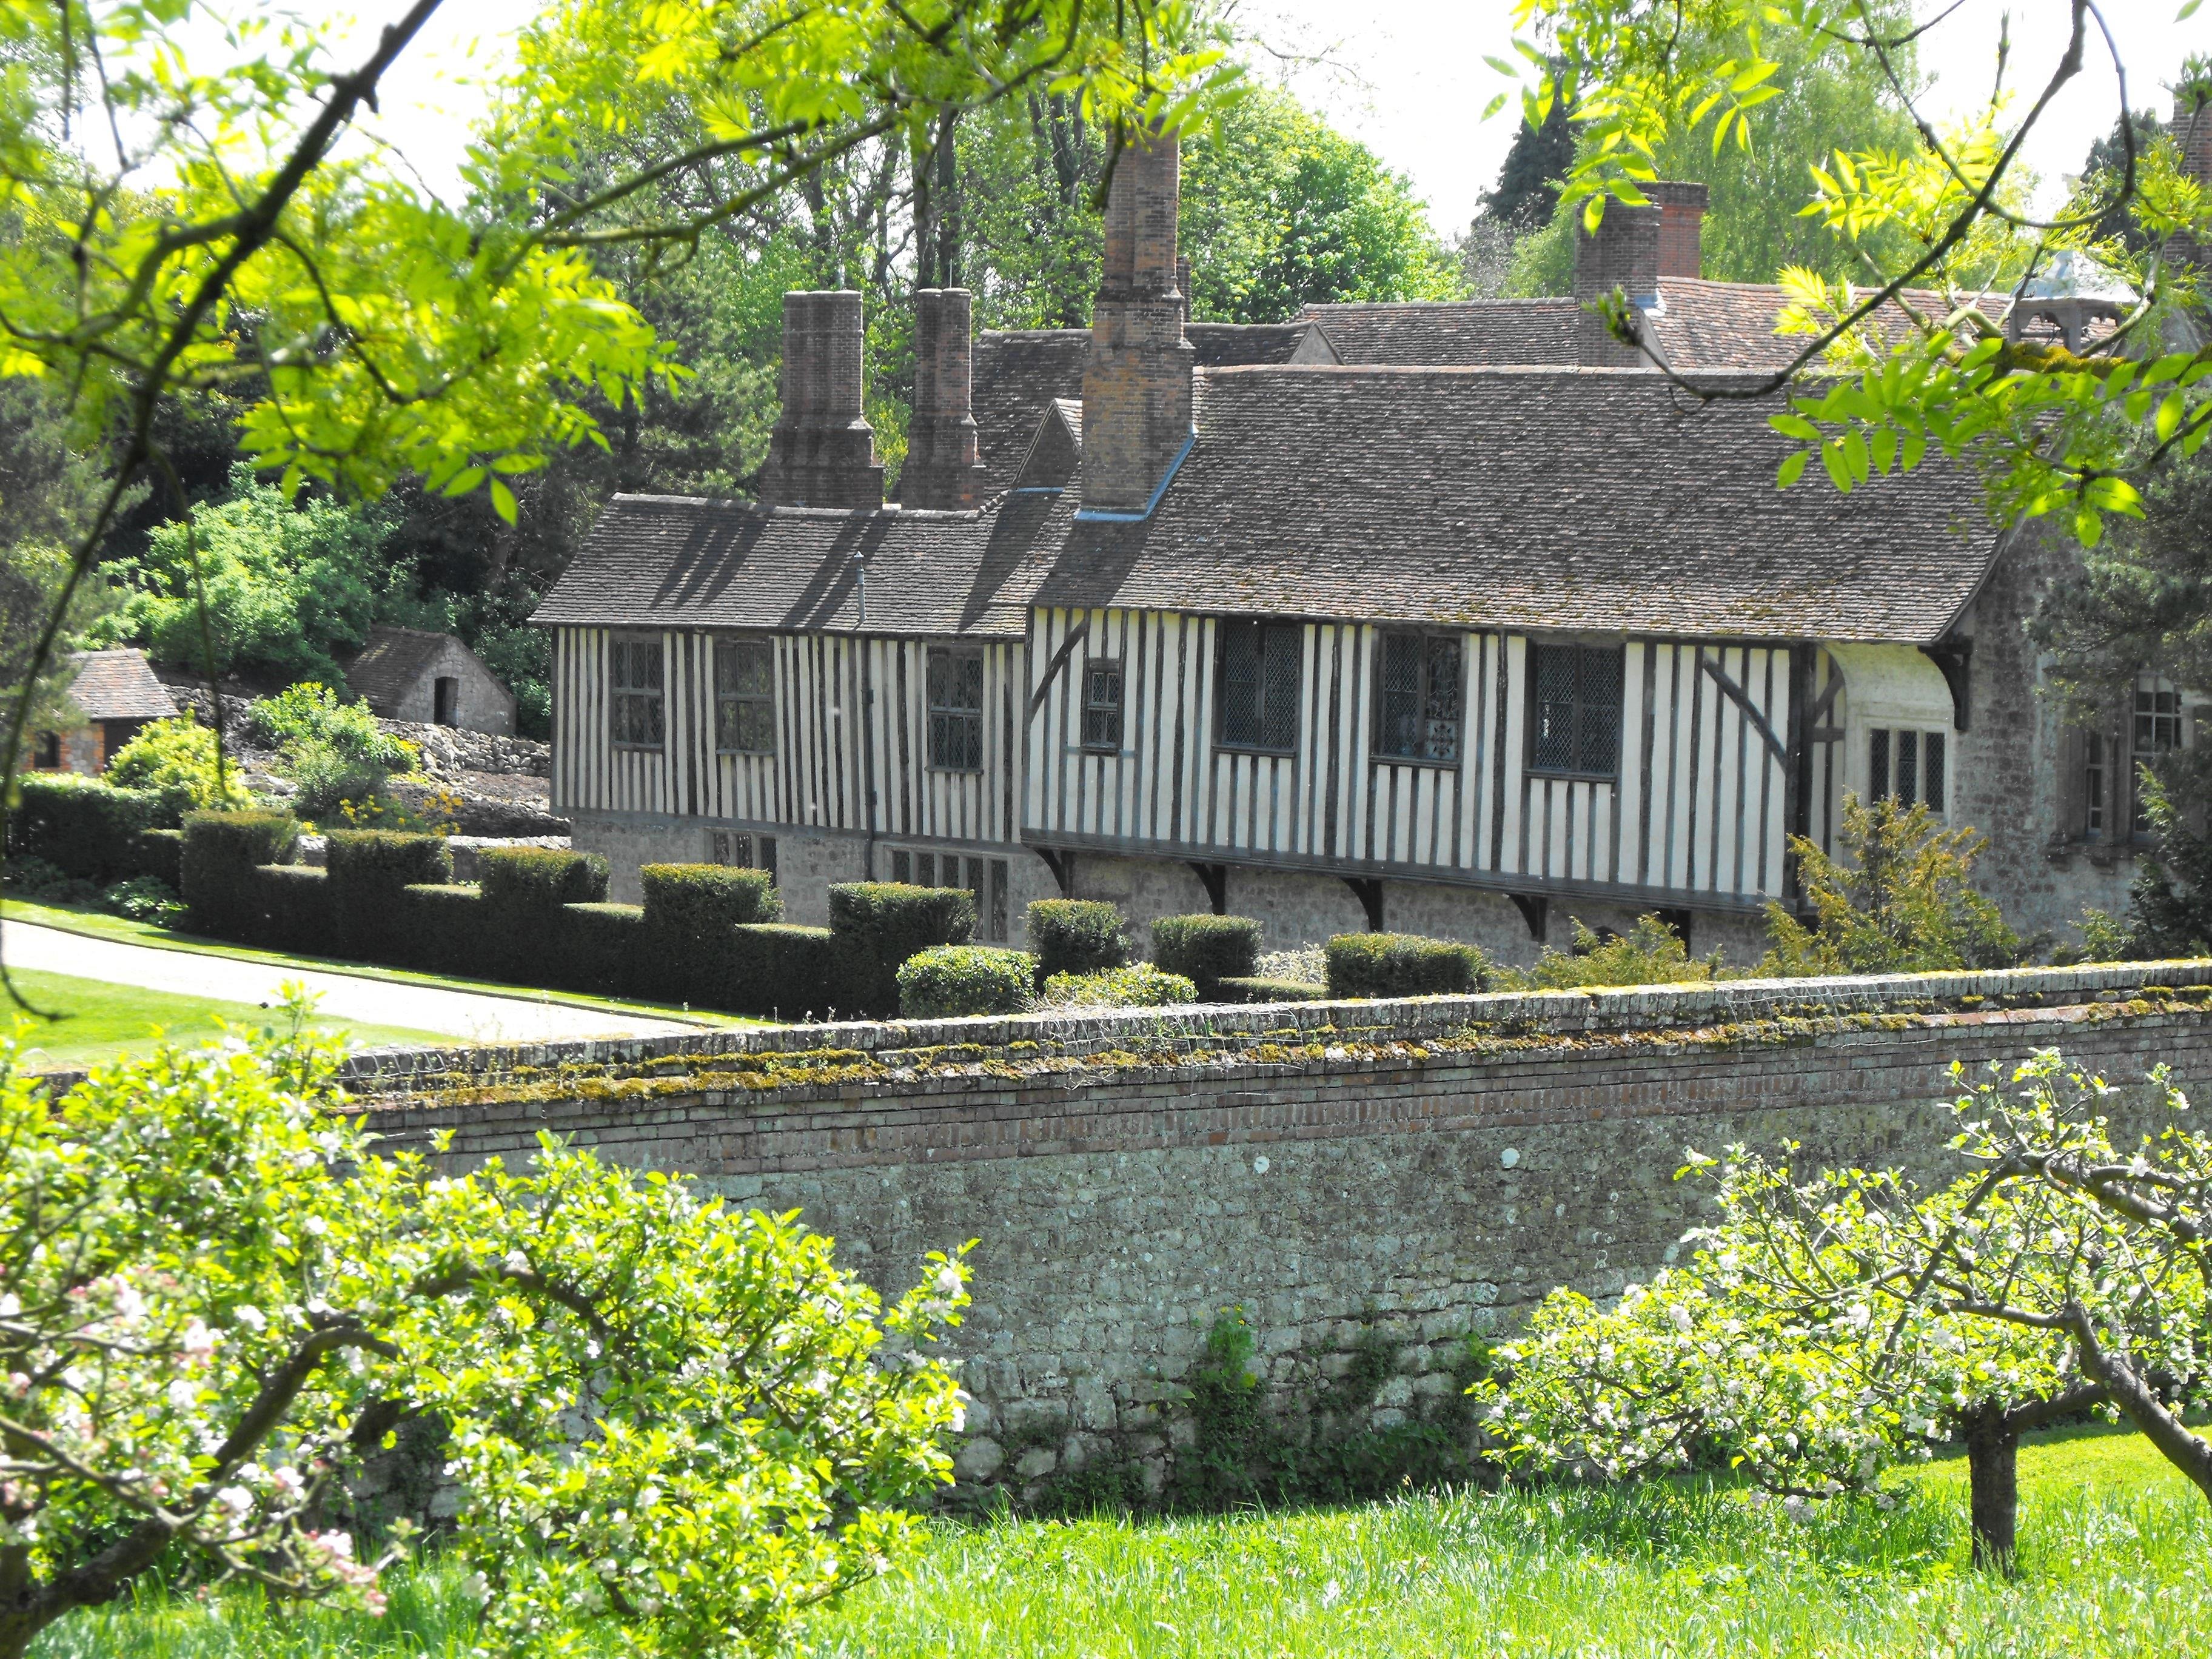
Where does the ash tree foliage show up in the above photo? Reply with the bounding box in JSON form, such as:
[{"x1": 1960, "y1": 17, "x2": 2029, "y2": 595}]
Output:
[
  {"x1": 1499, "y1": 1, "x2": 2212, "y2": 543},
  {"x1": 1480, "y1": 1051, "x2": 2212, "y2": 1570},
  {"x1": 0, "y1": 0, "x2": 1236, "y2": 811},
  {"x1": 0, "y1": 999, "x2": 973, "y2": 1659}
]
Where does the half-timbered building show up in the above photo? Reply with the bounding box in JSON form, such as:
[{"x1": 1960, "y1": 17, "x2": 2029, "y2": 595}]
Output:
[{"x1": 532, "y1": 118, "x2": 2194, "y2": 962}]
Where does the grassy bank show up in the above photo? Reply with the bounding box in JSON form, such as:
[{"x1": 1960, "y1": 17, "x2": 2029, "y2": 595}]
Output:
[
  {"x1": 4, "y1": 969, "x2": 437, "y2": 1068},
  {"x1": 29, "y1": 1426, "x2": 2210, "y2": 1658}
]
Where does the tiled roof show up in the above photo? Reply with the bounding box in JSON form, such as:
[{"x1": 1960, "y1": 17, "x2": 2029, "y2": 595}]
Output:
[
  {"x1": 543, "y1": 366, "x2": 1996, "y2": 647},
  {"x1": 1027, "y1": 366, "x2": 1995, "y2": 643},
  {"x1": 62, "y1": 649, "x2": 176, "y2": 721},
  {"x1": 1299, "y1": 300, "x2": 1583, "y2": 365},
  {"x1": 970, "y1": 323, "x2": 1321, "y2": 493},
  {"x1": 531, "y1": 496, "x2": 1053, "y2": 639}
]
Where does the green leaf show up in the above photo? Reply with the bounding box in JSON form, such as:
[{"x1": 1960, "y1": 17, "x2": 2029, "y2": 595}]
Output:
[
  {"x1": 1769, "y1": 413, "x2": 1822, "y2": 441},
  {"x1": 1776, "y1": 449, "x2": 1811, "y2": 488},
  {"x1": 441, "y1": 465, "x2": 487, "y2": 498},
  {"x1": 491, "y1": 478, "x2": 518, "y2": 525},
  {"x1": 1822, "y1": 442, "x2": 1852, "y2": 492}
]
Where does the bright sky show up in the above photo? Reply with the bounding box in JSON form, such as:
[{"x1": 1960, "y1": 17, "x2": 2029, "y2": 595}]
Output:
[{"x1": 313, "y1": 1, "x2": 2211, "y2": 231}]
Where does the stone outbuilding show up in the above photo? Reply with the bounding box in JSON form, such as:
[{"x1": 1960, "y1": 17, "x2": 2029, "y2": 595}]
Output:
[
  {"x1": 32, "y1": 648, "x2": 176, "y2": 774},
  {"x1": 341, "y1": 626, "x2": 515, "y2": 735}
]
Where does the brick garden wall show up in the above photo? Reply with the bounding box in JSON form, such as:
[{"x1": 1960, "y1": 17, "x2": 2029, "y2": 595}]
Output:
[{"x1": 352, "y1": 964, "x2": 2212, "y2": 1496}]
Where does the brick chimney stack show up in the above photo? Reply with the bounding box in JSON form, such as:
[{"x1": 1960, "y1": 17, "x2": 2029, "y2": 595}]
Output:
[
  {"x1": 1651, "y1": 181, "x2": 1708, "y2": 280},
  {"x1": 902, "y1": 289, "x2": 986, "y2": 509},
  {"x1": 760, "y1": 290, "x2": 883, "y2": 509},
  {"x1": 1574, "y1": 197, "x2": 1660, "y2": 366},
  {"x1": 1081, "y1": 128, "x2": 1195, "y2": 515},
  {"x1": 2163, "y1": 93, "x2": 2212, "y2": 273}
]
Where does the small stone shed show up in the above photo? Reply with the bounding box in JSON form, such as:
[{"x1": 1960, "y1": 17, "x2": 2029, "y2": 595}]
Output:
[
  {"x1": 33, "y1": 648, "x2": 176, "y2": 774},
  {"x1": 342, "y1": 626, "x2": 515, "y2": 735}
]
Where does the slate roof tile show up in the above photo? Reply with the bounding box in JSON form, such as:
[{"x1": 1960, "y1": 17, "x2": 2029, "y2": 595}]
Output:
[
  {"x1": 62, "y1": 649, "x2": 176, "y2": 721},
  {"x1": 1298, "y1": 299, "x2": 1583, "y2": 365}
]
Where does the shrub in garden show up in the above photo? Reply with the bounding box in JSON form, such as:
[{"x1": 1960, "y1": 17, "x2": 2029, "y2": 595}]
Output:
[
  {"x1": 1026, "y1": 898, "x2": 1131, "y2": 977},
  {"x1": 1324, "y1": 932, "x2": 1489, "y2": 997},
  {"x1": 1217, "y1": 975, "x2": 1331, "y2": 1004},
  {"x1": 7, "y1": 773, "x2": 159, "y2": 878},
  {"x1": 898, "y1": 945, "x2": 1037, "y2": 1019},
  {"x1": 728, "y1": 923, "x2": 852, "y2": 1018},
  {"x1": 101, "y1": 875, "x2": 184, "y2": 927},
  {"x1": 1515, "y1": 914, "x2": 1726, "y2": 990},
  {"x1": 563, "y1": 902, "x2": 649, "y2": 996},
  {"x1": 642, "y1": 863, "x2": 783, "y2": 934},
  {"x1": 246, "y1": 864, "x2": 334, "y2": 954},
  {"x1": 134, "y1": 826, "x2": 184, "y2": 888},
  {"x1": 0, "y1": 986, "x2": 968, "y2": 1658},
  {"x1": 246, "y1": 682, "x2": 416, "y2": 817},
  {"x1": 1037, "y1": 962, "x2": 1198, "y2": 1010},
  {"x1": 325, "y1": 831, "x2": 452, "y2": 958},
  {"x1": 478, "y1": 845, "x2": 609, "y2": 910},
  {"x1": 180, "y1": 811, "x2": 300, "y2": 939},
  {"x1": 388, "y1": 883, "x2": 492, "y2": 979},
  {"x1": 103, "y1": 712, "x2": 252, "y2": 823},
  {"x1": 2, "y1": 854, "x2": 98, "y2": 907},
  {"x1": 829, "y1": 882, "x2": 977, "y2": 1015},
  {"x1": 1151, "y1": 914, "x2": 1262, "y2": 993}
]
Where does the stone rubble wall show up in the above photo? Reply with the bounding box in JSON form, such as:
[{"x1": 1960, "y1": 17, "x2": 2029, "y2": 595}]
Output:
[{"x1": 350, "y1": 962, "x2": 2212, "y2": 1499}]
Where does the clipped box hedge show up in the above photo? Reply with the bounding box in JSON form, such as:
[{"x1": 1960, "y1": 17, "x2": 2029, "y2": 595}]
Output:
[
  {"x1": 1151, "y1": 914, "x2": 1262, "y2": 994},
  {"x1": 247, "y1": 865, "x2": 335, "y2": 956},
  {"x1": 728, "y1": 924, "x2": 853, "y2": 1019},
  {"x1": 1025, "y1": 899, "x2": 1130, "y2": 979},
  {"x1": 327, "y1": 831, "x2": 453, "y2": 960},
  {"x1": 898, "y1": 945, "x2": 1036, "y2": 1019},
  {"x1": 390, "y1": 883, "x2": 493, "y2": 978},
  {"x1": 1323, "y1": 931, "x2": 1490, "y2": 997},
  {"x1": 181, "y1": 812, "x2": 301, "y2": 939},
  {"x1": 642, "y1": 863, "x2": 782, "y2": 933},
  {"x1": 10, "y1": 774, "x2": 161, "y2": 880},
  {"x1": 480, "y1": 846, "x2": 608, "y2": 910},
  {"x1": 828, "y1": 882, "x2": 976, "y2": 1016},
  {"x1": 563, "y1": 903, "x2": 649, "y2": 996},
  {"x1": 1218, "y1": 974, "x2": 1332, "y2": 1004},
  {"x1": 134, "y1": 828, "x2": 184, "y2": 890}
]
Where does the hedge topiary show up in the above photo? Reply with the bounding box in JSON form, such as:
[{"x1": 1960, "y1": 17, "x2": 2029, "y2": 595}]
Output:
[
  {"x1": 1323, "y1": 931, "x2": 1490, "y2": 998},
  {"x1": 389, "y1": 883, "x2": 491, "y2": 977},
  {"x1": 828, "y1": 882, "x2": 976, "y2": 1016},
  {"x1": 181, "y1": 811, "x2": 301, "y2": 940},
  {"x1": 642, "y1": 864, "x2": 782, "y2": 934},
  {"x1": 478, "y1": 846, "x2": 609, "y2": 910},
  {"x1": 9, "y1": 774, "x2": 160, "y2": 880},
  {"x1": 897, "y1": 945, "x2": 1036, "y2": 1020},
  {"x1": 1151, "y1": 914, "x2": 1262, "y2": 994},
  {"x1": 1037, "y1": 962, "x2": 1197, "y2": 1010},
  {"x1": 1218, "y1": 974, "x2": 1332, "y2": 1004},
  {"x1": 247, "y1": 864, "x2": 334, "y2": 954},
  {"x1": 134, "y1": 828, "x2": 184, "y2": 890},
  {"x1": 1025, "y1": 899, "x2": 1131, "y2": 978},
  {"x1": 562, "y1": 903, "x2": 649, "y2": 996},
  {"x1": 726, "y1": 924, "x2": 853, "y2": 1018},
  {"x1": 324, "y1": 831, "x2": 452, "y2": 960}
]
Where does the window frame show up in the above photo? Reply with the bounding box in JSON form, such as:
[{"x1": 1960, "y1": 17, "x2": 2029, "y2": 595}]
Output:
[
  {"x1": 1213, "y1": 618, "x2": 1302, "y2": 756},
  {"x1": 713, "y1": 635, "x2": 778, "y2": 756},
  {"x1": 1372, "y1": 629, "x2": 1466, "y2": 768},
  {"x1": 1867, "y1": 725, "x2": 1947, "y2": 818},
  {"x1": 608, "y1": 634, "x2": 666, "y2": 752},
  {"x1": 926, "y1": 645, "x2": 986, "y2": 774},
  {"x1": 1080, "y1": 657, "x2": 1125, "y2": 754},
  {"x1": 1524, "y1": 642, "x2": 1624, "y2": 783}
]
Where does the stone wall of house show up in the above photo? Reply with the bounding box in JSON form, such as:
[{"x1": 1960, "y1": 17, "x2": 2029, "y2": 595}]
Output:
[{"x1": 355, "y1": 963, "x2": 2212, "y2": 1499}]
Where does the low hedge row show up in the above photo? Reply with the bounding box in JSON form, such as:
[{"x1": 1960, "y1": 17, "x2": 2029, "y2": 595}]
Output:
[
  {"x1": 9, "y1": 773, "x2": 181, "y2": 885},
  {"x1": 1027, "y1": 899, "x2": 1129, "y2": 978},
  {"x1": 1324, "y1": 931, "x2": 1490, "y2": 997},
  {"x1": 178, "y1": 816, "x2": 970, "y2": 1018},
  {"x1": 1151, "y1": 914, "x2": 1262, "y2": 994},
  {"x1": 897, "y1": 945, "x2": 1034, "y2": 1019}
]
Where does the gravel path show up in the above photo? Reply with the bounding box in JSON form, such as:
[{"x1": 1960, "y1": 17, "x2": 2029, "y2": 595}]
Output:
[{"x1": 0, "y1": 920, "x2": 701, "y2": 1045}]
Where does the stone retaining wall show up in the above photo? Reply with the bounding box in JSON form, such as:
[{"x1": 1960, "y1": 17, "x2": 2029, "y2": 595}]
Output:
[{"x1": 350, "y1": 963, "x2": 2212, "y2": 1497}]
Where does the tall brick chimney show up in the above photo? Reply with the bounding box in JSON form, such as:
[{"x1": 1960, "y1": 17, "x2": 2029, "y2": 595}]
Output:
[
  {"x1": 902, "y1": 289, "x2": 987, "y2": 509},
  {"x1": 1080, "y1": 128, "x2": 1195, "y2": 516},
  {"x1": 2163, "y1": 92, "x2": 2212, "y2": 273},
  {"x1": 760, "y1": 290, "x2": 883, "y2": 509},
  {"x1": 1651, "y1": 181, "x2": 1707, "y2": 280}
]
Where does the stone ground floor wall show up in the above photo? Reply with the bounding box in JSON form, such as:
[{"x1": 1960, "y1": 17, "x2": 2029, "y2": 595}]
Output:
[{"x1": 358, "y1": 963, "x2": 2212, "y2": 1500}]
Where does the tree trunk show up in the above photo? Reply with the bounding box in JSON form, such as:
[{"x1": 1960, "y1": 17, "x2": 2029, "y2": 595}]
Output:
[{"x1": 1965, "y1": 1419, "x2": 2020, "y2": 1573}]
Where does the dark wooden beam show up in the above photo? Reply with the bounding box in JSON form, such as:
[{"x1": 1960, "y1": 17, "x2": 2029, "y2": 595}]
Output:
[
  {"x1": 1025, "y1": 620, "x2": 1090, "y2": 720},
  {"x1": 1509, "y1": 892, "x2": 1549, "y2": 943},
  {"x1": 1034, "y1": 847, "x2": 1076, "y2": 896},
  {"x1": 1342, "y1": 876, "x2": 1384, "y2": 933},
  {"x1": 1187, "y1": 861, "x2": 1228, "y2": 915},
  {"x1": 1696, "y1": 649, "x2": 1789, "y2": 768},
  {"x1": 1921, "y1": 639, "x2": 1972, "y2": 732}
]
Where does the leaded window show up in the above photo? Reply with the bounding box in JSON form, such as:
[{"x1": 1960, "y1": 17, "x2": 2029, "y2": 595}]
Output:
[
  {"x1": 1376, "y1": 632, "x2": 1463, "y2": 763},
  {"x1": 886, "y1": 848, "x2": 1009, "y2": 940},
  {"x1": 1082, "y1": 659, "x2": 1124, "y2": 752},
  {"x1": 1869, "y1": 726, "x2": 1946, "y2": 816},
  {"x1": 714, "y1": 638, "x2": 776, "y2": 754},
  {"x1": 1216, "y1": 620, "x2": 1300, "y2": 752},
  {"x1": 708, "y1": 829, "x2": 777, "y2": 883},
  {"x1": 609, "y1": 637, "x2": 665, "y2": 750},
  {"x1": 2131, "y1": 679, "x2": 2185, "y2": 836},
  {"x1": 928, "y1": 646, "x2": 984, "y2": 771},
  {"x1": 1528, "y1": 644, "x2": 1622, "y2": 779}
]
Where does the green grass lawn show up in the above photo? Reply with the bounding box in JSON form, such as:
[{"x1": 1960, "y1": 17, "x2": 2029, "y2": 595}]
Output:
[
  {"x1": 3, "y1": 969, "x2": 439, "y2": 1070},
  {"x1": 2, "y1": 898, "x2": 767, "y2": 1029},
  {"x1": 28, "y1": 1424, "x2": 2212, "y2": 1658}
]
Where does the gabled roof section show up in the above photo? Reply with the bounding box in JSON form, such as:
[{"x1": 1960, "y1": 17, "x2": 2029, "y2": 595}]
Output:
[
  {"x1": 342, "y1": 626, "x2": 468, "y2": 714},
  {"x1": 1030, "y1": 365, "x2": 1997, "y2": 644},
  {"x1": 1298, "y1": 299, "x2": 1583, "y2": 366},
  {"x1": 1011, "y1": 400, "x2": 1083, "y2": 492},
  {"x1": 531, "y1": 496, "x2": 1044, "y2": 639},
  {"x1": 62, "y1": 648, "x2": 176, "y2": 722}
]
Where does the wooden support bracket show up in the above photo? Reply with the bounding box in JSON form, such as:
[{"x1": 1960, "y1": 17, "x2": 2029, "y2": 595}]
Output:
[
  {"x1": 1187, "y1": 861, "x2": 1228, "y2": 916},
  {"x1": 1508, "y1": 892, "x2": 1549, "y2": 943},
  {"x1": 1342, "y1": 876, "x2": 1385, "y2": 933},
  {"x1": 1034, "y1": 847, "x2": 1076, "y2": 896}
]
